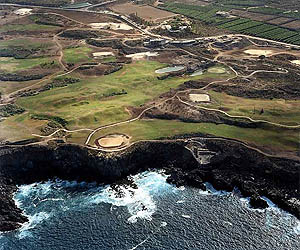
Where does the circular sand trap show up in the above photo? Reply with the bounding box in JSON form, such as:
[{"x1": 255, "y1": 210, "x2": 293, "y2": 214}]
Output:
[
  {"x1": 207, "y1": 67, "x2": 226, "y2": 74},
  {"x1": 189, "y1": 94, "x2": 210, "y2": 102},
  {"x1": 95, "y1": 134, "x2": 130, "y2": 149},
  {"x1": 244, "y1": 49, "x2": 273, "y2": 57},
  {"x1": 291, "y1": 60, "x2": 300, "y2": 65}
]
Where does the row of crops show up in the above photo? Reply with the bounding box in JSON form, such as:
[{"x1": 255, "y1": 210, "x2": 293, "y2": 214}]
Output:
[
  {"x1": 162, "y1": 3, "x2": 300, "y2": 45},
  {"x1": 163, "y1": 3, "x2": 227, "y2": 25},
  {"x1": 216, "y1": 18, "x2": 300, "y2": 44}
]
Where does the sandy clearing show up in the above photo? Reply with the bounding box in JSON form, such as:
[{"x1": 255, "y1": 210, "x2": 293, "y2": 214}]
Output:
[
  {"x1": 207, "y1": 67, "x2": 226, "y2": 74},
  {"x1": 189, "y1": 94, "x2": 210, "y2": 102},
  {"x1": 291, "y1": 60, "x2": 300, "y2": 65},
  {"x1": 89, "y1": 22, "x2": 133, "y2": 30},
  {"x1": 95, "y1": 134, "x2": 130, "y2": 148},
  {"x1": 14, "y1": 8, "x2": 32, "y2": 15},
  {"x1": 98, "y1": 137, "x2": 124, "y2": 147},
  {"x1": 110, "y1": 2, "x2": 177, "y2": 22},
  {"x1": 93, "y1": 52, "x2": 114, "y2": 57},
  {"x1": 244, "y1": 49, "x2": 274, "y2": 57},
  {"x1": 125, "y1": 52, "x2": 159, "y2": 60}
]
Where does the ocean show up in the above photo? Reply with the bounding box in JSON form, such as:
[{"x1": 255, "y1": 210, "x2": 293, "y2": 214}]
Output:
[{"x1": 0, "y1": 171, "x2": 299, "y2": 250}]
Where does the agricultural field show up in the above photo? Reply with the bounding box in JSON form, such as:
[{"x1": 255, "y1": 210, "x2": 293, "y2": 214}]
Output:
[
  {"x1": 230, "y1": 9, "x2": 275, "y2": 22},
  {"x1": 162, "y1": 2, "x2": 300, "y2": 45},
  {"x1": 281, "y1": 20, "x2": 300, "y2": 30},
  {"x1": 267, "y1": 17, "x2": 293, "y2": 25}
]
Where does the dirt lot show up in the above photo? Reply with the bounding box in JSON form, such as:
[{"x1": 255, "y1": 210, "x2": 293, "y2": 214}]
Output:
[
  {"x1": 110, "y1": 3, "x2": 177, "y2": 22},
  {"x1": 230, "y1": 10, "x2": 275, "y2": 22},
  {"x1": 169, "y1": 0, "x2": 210, "y2": 6},
  {"x1": 267, "y1": 17, "x2": 293, "y2": 25},
  {"x1": 281, "y1": 20, "x2": 300, "y2": 30},
  {"x1": 39, "y1": 9, "x2": 118, "y2": 24}
]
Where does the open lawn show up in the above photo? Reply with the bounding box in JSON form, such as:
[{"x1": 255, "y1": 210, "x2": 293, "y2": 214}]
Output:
[
  {"x1": 0, "y1": 113, "x2": 47, "y2": 142},
  {"x1": 0, "y1": 57, "x2": 56, "y2": 72},
  {"x1": 0, "y1": 38, "x2": 54, "y2": 49},
  {"x1": 0, "y1": 24, "x2": 59, "y2": 32},
  {"x1": 205, "y1": 91, "x2": 300, "y2": 125},
  {"x1": 63, "y1": 47, "x2": 94, "y2": 64},
  {"x1": 16, "y1": 60, "x2": 232, "y2": 131}
]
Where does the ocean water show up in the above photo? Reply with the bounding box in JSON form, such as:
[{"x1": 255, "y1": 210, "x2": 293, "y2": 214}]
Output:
[{"x1": 0, "y1": 171, "x2": 299, "y2": 250}]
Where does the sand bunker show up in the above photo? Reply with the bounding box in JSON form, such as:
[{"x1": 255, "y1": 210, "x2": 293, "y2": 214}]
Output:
[
  {"x1": 126, "y1": 52, "x2": 159, "y2": 60},
  {"x1": 89, "y1": 22, "x2": 133, "y2": 30},
  {"x1": 189, "y1": 94, "x2": 210, "y2": 102},
  {"x1": 95, "y1": 134, "x2": 130, "y2": 148},
  {"x1": 14, "y1": 8, "x2": 32, "y2": 15},
  {"x1": 207, "y1": 67, "x2": 226, "y2": 74},
  {"x1": 244, "y1": 49, "x2": 273, "y2": 57},
  {"x1": 93, "y1": 52, "x2": 114, "y2": 57},
  {"x1": 291, "y1": 60, "x2": 300, "y2": 65}
]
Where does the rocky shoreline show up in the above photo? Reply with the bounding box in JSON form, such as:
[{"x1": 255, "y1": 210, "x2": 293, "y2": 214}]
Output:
[{"x1": 0, "y1": 138, "x2": 299, "y2": 232}]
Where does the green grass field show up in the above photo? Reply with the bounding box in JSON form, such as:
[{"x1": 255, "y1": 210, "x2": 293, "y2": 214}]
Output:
[
  {"x1": 0, "y1": 57, "x2": 56, "y2": 72},
  {"x1": 0, "y1": 38, "x2": 53, "y2": 49},
  {"x1": 204, "y1": 91, "x2": 300, "y2": 125},
  {"x1": 0, "y1": 24, "x2": 59, "y2": 32},
  {"x1": 63, "y1": 47, "x2": 94, "y2": 64}
]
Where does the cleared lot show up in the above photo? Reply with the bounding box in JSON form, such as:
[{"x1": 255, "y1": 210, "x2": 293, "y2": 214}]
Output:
[{"x1": 110, "y1": 3, "x2": 177, "y2": 22}]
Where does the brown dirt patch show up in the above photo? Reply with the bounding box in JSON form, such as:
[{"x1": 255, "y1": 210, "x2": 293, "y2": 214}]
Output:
[
  {"x1": 267, "y1": 17, "x2": 293, "y2": 25},
  {"x1": 110, "y1": 3, "x2": 177, "y2": 22},
  {"x1": 231, "y1": 9, "x2": 275, "y2": 22},
  {"x1": 281, "y1": 20, "x2": 300, "y2": 30},
  {"x1": 42, "y1": 9, "x2": 119, "y2": 24}
]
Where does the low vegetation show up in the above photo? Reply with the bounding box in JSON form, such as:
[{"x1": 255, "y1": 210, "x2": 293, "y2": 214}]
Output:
[{"x1": 0, "y1": 104, "x2": 25, "y2": 118}]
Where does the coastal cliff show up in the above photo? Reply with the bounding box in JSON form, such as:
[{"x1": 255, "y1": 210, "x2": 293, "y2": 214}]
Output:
[{"x1": 0, "y1": 139, "x2": 299, "y2": 232}]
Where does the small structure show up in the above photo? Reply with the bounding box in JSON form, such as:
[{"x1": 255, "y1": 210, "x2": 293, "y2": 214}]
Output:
[
  {"x1": 144, "y1": 39, "x2": 169, "y2": 48},
  {"x1": 169, "y1": 40, "x2": 197, "y2": 47}
]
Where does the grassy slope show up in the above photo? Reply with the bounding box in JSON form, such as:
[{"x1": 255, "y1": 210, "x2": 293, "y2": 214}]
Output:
[
  {"x1": 204, "y1": 91, "x2": 300, "y2": 125},
  {"x1": 0, "y1": 57, "x2": 55, "y2": 72},
  {"x1": 0, "y1": 24, "x2": 59, "y2": 32},
  {"x1": 63, "y1": 47, "x2": 94, "y2": 64}
]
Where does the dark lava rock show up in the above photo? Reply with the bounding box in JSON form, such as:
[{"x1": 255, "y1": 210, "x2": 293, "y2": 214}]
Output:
[{"x1": 249, "y1": 194, "x2": 268, "y2": 209}]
